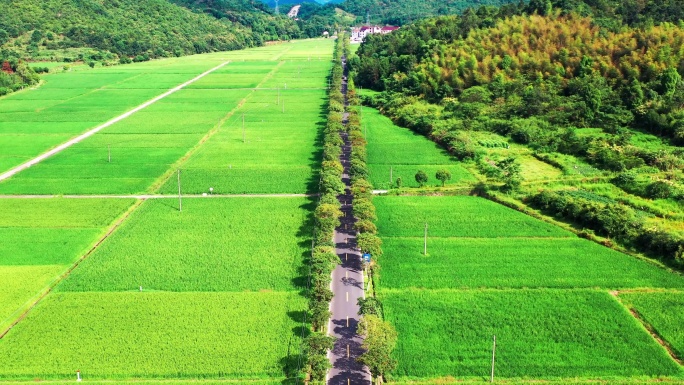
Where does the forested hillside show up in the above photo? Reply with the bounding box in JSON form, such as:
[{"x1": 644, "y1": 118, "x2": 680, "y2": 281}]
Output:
[
  {"x1": 169, "y1": 0, "x2": 303, "y2": 41},
  {"x1": 352, "y1": 1, "x2": 684, "y2": 266},
  {"x1": 0, "y1": 0, "x2": 260, "y2": 61},
  {"x1": 336, "y1": 0, "x2": 517, "y2": 25}
]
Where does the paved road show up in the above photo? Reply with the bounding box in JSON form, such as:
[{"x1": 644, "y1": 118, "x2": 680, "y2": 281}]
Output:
[
  {"x1": 327, "y1": 56, "x2": 372, "y2": 385},
  {"x1": 0, "y1": 61, "x2": 231, "y2": 183}
]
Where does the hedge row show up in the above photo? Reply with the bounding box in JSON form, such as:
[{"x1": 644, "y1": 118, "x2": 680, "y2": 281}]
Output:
[
  {"x1": 529, "y1": 190, "x2": 684, "y2": 266},
  {"x1": 304, "y1": 35, "x2": 347, "y2": 383}
]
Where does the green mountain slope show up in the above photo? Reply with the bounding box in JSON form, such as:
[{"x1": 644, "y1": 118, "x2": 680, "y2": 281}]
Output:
[
  {"x1": 168, "y1": 0, "x2": 303, "y2": 41},
  {"x1": 0, "y1": 0, "x2": 277, "y2": 63}
]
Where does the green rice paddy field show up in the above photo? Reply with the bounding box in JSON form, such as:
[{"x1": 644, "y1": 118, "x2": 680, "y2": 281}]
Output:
[
  {"x1": 367, "y1": 110, "x2": 684, "y2": 382},
  {"x1": 0, "y1": 39, "x2": 332, "y2": 382},
  {"x1": 0, "y1": 41, "x2": 332, "y2": 195},
  {"x1": 376, "y1": 195, "x2": 684, "y2": 382},
  {"x1": 363, "y1": 106, "x2": 476, "y2": 189},
  {"x1": 0, "y1": 198, "x2": 134, "y2": 332}
]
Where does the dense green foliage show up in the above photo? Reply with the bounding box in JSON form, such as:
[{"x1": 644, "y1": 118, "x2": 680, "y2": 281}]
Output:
[
  {"x1": 382, "y1": 289, "x2": 680, "y2": 378},
  {"x1": 357, "y1": 12, "x2": 684, "y2": 144},
  {"x1": 308, "y1": 0, "x2": 517, "y2": 26},
  {"x1": 0, "y1": 59, "x2": 40, "y2": 96},
  {"x1": 530, "y1": 190, "x2": 684, "y2": 264},
  {"x1": 0, "y1": 0, "x2": 257, "y2": 61}
]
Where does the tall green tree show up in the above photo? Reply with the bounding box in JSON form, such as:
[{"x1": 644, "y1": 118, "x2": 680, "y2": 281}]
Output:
[{"x1": 357, "y1": 315, "x2": 398, "y2": 385}]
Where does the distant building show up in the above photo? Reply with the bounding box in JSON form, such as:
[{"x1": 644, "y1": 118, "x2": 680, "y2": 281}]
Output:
[{"x1": 350, "y1": 25, "x2": 399, "y2": 43}]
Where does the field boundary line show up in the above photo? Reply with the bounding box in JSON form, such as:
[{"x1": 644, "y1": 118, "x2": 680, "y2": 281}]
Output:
[
  {"x1": 271, "y1": 44, "x2": 294, "y2": 61},
  {"x1": 0, "y1": 61, "x2": 232, "y2": 183},
  {"x1": 0, "y1": 199, "x2": 146, "y2": 340},
  {"x1": 612, "y1": 292, "x2": 684, "y2": 365},
  {"x1": 147, "y1": 61, "x2": 287, "y2": 193}
]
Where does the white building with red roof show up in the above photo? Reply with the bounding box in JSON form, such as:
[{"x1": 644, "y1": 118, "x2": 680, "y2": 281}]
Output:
[{"x1": 350, "y1": 25, "x2": 399, "y2": 43}]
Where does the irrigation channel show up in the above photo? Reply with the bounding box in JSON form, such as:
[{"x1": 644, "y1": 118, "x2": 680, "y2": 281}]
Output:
[{"x1": 327, "y1": 55, "x2": 372, "y2": 385}]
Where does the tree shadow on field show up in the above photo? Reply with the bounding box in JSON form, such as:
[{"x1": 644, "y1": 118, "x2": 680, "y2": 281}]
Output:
[
  {"x1": 304, "y1": 94, "x2": 328, "y2": 194},
  {"x1": 280, "y1": 92, "x2": 330, "y2": 381}
]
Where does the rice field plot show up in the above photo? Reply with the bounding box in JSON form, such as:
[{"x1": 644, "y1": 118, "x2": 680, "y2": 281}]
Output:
[
  {"x1": 0, "y1": 55, "x2": 233, "y2": 175},
  {"x1": 58, "y1": 197, "x2": 313, "y2": 292},
  {"x1": 620, "y1": 291, "x2": 684, "y2": 359},
  {"x1": 382, "y1": 289, "x2": 680, "y2": 379},
  {"x1": 187, "y1": 61, "x2": 275, "y2": 89},
  {"x1": 369, "y1": 164, "x2": 475, "y2": 189},
  {"x1": 260, "y1": 60, "x2": 333, "y2": 89},
  {"x1": 0, "y1": 265, "x2": 65, "y2": 332},
  {"x1": 378, "y1": 237, "x2": 684, "y2": 290},
  {"x1": 375, "y1": 196, "x2": 572, "y2": 238},
  {"x1": 363, "y1": 107, "x2": 476, "y2": 189},
  {"x1": 279, "y1": 39, "x2": 335, "y2": 60},
  {"x1": 157, "y1": 88, "x2": 327, "y2": 194},
  {"x1": 0, "y1": 87, "x2": 253, "y2": 194},
  {"x1": 0, "y1": 198, "x2": 134, "y2": 332},
  {"x1": 0, "y1": 291, "x2": 306, "y2": 380},
  {"x1": 518, "y1": 154, "x2": 564, "y2": 180}
]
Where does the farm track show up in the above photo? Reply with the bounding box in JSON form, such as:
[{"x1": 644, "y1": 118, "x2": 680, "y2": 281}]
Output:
[
  {"x1": 0, "y1": 61, "x2": 232, "y2": 183},
  {"x1": 327, "y1": 55, "x2": 372, "y2": 385}
]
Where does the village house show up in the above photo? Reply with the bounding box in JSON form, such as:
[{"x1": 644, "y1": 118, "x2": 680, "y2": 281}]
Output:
[{"x1": 350, "y1": 25, "x2": 399, "y2": 43}]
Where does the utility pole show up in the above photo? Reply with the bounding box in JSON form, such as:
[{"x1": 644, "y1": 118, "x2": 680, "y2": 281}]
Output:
[
  {"x1": 390, "y1": 166, "x2": 393, "y2": 184},
  {"x1": 108, "y1": 144, "x2": 111, "y2": 163},
  {"x1": 177, "y1": 169, "x2": 182, "y2": 212},
  {"x1": 424, "y1": 223, "x2": 428, "y2": 255},
  {"x1": 491, "y1": 335, "x2": 496, "y2": 383}
]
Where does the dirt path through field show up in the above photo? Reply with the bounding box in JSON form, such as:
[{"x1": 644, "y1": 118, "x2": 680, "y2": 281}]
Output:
[{"x1": 0, "y1": 60, "x2": 231, "y2": 183}]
